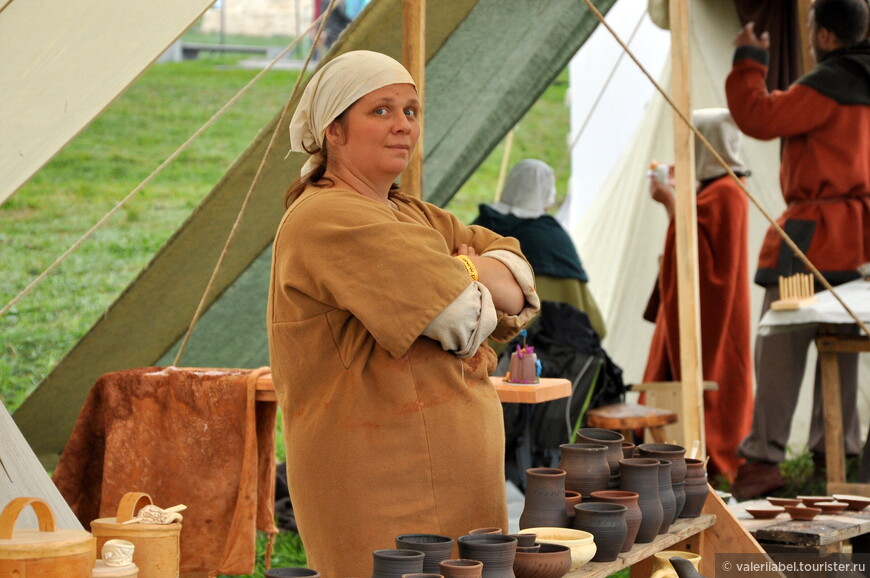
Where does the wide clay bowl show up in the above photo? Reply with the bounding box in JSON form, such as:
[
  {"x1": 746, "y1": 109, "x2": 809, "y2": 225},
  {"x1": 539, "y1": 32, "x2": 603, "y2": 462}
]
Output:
[
  {"x1": 785, "y1": 506, "x2": 822, "y2": 521},
  {"x1": 517, "y1": 527, "x2": 596, "y2": 571},
  {"x1": 766, "y1": 497, "x2": 802, "y2": 508},
  {"x1": 512, "y1": 543, "x2": 572, "y2": 578},
  {"x1": 745, "y1": 507, "x2": 784, "y2": 520},
  {"x1": 815, "y1": 501, "x2": 848, "y2": 515},
  {"x1": 797, "y1": 495, "x2": 834, "y2": 507},
  {"x1": 833, "y1": 494, "x2": 870, "y2": 511},
  {"x1": 265, "y1": 569, "x2": 320, "y2": 578}
]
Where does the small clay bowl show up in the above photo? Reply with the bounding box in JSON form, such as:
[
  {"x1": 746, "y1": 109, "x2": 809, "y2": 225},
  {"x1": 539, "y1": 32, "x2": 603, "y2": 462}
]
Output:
[
  {"x1": 785, "y1": 506, "x2": 822, "y2": 521},
  {"x1": 766, "y1": 497, "x2": 802, "y2": 508},
  {"x1": 816, "y1": 501, "x2": 848, "y2": 515},
  {"x1": 745, "y1": 507, "x2": 784, "y2": 519},
  {"x1": 833, "y1": 494, "x2": 870, "y2": 511},
  {"x1": 797, "y1": 495, "x2": 834, "y2": 507}
]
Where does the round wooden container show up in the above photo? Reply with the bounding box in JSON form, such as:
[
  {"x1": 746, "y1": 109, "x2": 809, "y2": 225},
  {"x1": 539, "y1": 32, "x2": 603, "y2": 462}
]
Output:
[
  {"x1": 0, "y1": 496, "x2": 96, "y2": 577},
  {"x1": 90, "y1": 493, "x2": 180, "y2": 578},
  {"x1": 92, "y1": 559, "x2": 139, "y2": 577}
]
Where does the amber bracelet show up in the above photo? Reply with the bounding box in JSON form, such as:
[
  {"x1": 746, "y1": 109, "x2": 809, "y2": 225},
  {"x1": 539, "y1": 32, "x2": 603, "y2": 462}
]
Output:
[{"x1": 455, "y1": 254, "x2": 479, "y2": 281}]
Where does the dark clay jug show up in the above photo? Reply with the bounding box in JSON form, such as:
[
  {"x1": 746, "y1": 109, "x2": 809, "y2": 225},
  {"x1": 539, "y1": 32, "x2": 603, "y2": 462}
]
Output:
[
  {"x1": 373, "y1": 549, "x2": 425, "y2": 578},
  {"x1": 680, "y1": 475, "x2": 709, "y2": 518},
  {"x1": 638, "y1": 443, "x2": 687, "y2": 483},
  {"x1": 672, "y1": 480, "x2": 686, "y2": 521},
  {"x1": 574, "y1": 428, "x2": 625, "y2": 476},
  {"x1": 590, "y1": 490, "x2": 642, "y2": 552},
  {"x1": 618, "y1": 457, "x2": 663, "y2": 543},
  {"x1": 519, "y1": 468, "x2": 570, "y2": 529},
  {"x1": 558, "y1": 443, "x2": 610, "y2": 496},
  {"x1": 572, "y1": 502, "x2": 627, "y2": 563},
  {"x1": 657, "y1": 460, "x2": 676, "y2": 534},
  {"x1": 458, "y1": 534, "x2": 517, "y2": 578},
  {"x1": 396, "y1": 534, "x2": 455, "y2": 574}
]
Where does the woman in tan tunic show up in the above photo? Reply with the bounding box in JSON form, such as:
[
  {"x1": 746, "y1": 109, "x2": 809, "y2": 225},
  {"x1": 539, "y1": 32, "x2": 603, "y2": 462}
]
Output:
[{"x1": 268, "y1": 50, "x2": 540, "y2": 576}]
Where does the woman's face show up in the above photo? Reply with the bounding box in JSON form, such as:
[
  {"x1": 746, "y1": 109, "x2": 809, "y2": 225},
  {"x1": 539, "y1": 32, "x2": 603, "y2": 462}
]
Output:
[{"x1": 326, "y1": 83, "x2": 420, "y2": 184}]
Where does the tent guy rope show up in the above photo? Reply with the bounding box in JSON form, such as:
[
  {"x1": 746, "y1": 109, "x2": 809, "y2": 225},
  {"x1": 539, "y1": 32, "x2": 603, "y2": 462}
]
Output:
[
  {"x1": 0, "y1": 10, "x2": 330, "y2": 321},
  {"x1": 172, "y1": 0, "x2": 339, "y2": 364},
  {"x1": 580, "y1": 0, "x2": 869, "y2": 337}
]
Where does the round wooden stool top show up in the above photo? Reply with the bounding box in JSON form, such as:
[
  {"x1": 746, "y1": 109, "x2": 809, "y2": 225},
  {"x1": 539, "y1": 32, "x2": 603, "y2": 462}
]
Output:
[{"x1": 586, "y1": 403, "x2": 677, "y2": 430}]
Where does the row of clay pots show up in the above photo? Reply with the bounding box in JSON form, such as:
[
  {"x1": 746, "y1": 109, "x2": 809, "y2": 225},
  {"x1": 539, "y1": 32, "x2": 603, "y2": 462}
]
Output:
[
  {"x1": 520, "y1": 437, "x2": 709, "y2": 562},
  {"x1": 376, "y1": 529, "x2": 575, "y2": 578}
]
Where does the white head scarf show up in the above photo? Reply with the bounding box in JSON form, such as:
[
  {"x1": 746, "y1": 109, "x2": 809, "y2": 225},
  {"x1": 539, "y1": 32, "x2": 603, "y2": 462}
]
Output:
[
  {"x1": 288, "y1": 50, "x2": 416, "y2": 176},
  {"x1": 693, "y1": 108, "x2": 748, "y2": 181},
  {"x1": 491, "y1": 159, "x2": 557, "y2": 218}
]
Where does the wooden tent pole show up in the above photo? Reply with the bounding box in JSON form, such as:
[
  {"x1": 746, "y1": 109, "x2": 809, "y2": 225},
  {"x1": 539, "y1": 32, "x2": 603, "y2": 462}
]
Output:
[
  {"x1": 494, "y1": 129, "x2": 516, "y2": 201},
  {"x1": 797, "y1": 0, "x2": 814, "y2": 75},
  {"x1": 669, "y1": 0, "x2": 705, "y2": 451},
  {"x1": 401, "y1": 0, "x2": 425, "y2": 198}
]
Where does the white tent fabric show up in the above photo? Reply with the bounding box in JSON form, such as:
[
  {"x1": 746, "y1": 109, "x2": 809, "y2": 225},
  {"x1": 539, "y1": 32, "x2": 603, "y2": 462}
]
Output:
[
  {"x1": 570, "y1": 0, "x2": 869, "y2": 454},
  {"x1": 0, "y1": 0, "x2": 214, "y2": 205}
]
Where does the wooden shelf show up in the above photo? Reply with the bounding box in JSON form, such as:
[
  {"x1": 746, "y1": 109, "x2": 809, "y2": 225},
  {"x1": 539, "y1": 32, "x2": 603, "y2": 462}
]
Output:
[
  {"x1": 565, "y1": 514, "x2": 716, "y2": 577},
  {"x1": 256, "y1": 373, "x2": 572, "y2": 405}
]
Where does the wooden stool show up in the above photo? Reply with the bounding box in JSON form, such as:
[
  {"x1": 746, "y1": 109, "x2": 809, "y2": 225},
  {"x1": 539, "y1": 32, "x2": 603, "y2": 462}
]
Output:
[{"x1": 586, "y1": 403, "x2": 678, "y2": 443}]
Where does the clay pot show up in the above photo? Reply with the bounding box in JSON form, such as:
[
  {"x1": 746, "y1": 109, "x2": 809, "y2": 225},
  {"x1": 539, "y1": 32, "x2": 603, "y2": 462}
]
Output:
[
  {"x1": 515, "y1": 545, "x2": 541, "y2": 553},
  {"x1": 468, "y1": 527, "x2": 503, "y2": 535},
  {"x1": 516, "y1": 528, "x2": 596, "y2": 571},
  {"x1": 589, "y1": 490, "x2": 641, "y2": 552},
  {"x1": 637, "y1": 443, "x2": 687, "y2": 483},
  {"x1": 457, "y1": 534, "x2": 517, "y2": 578},
  {"x1": 672, "y1": 481, "x2": 686, "y2": 521},
  {"x1": 373, "y1": 549, "x2": 426, "y2": 578},
  {"x1": 574, "y1": 428, "x2": 625, "y2": 476},
  {"x1": 618, "y1": 458, "x2": 663, "y2": 543},
  {"x1": 511, "y1": 543, "x2": 572, "y2": 578},
  {"x1": 684, "y1": 458, "x2": 706, "y2": 481},
  {"x1": 519, "y1": 468, "x2": 570, "y2": 530},
  {"x1": 558, "y1": 443, "x2": 610, "y2": 496},
  {"x1": 438, "y1": 559, "x2": 483, "y2": 578},
  {"x1": 564, "y1": 491, "x2": 582, "y2": 523},
  {"x1": 396, "y1": 534, "x2": 455, "y2": 574},
  {"x1": 680, "y1": 477, "x2": 709, "y2": 518},
  {"x1": 572, "y1": 502, "x2": 627, "y2": 562},
  {"x1": 621, "y1": 442, "x2": 636, "y2": 459},
  {"x1": 657, "y1": 460, "x2": 676, "y2": 534},
  {"x1": 265, "y1": 569, "x2": 320, "y2": 577},
  {"x1": 509, "y1": 534, "x2": 537, "y2": 548}
]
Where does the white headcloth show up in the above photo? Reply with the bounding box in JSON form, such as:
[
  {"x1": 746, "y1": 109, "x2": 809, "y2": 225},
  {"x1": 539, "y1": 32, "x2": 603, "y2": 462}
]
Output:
[
  {"x1": 693, "y1": 108, "x2": 747, "y2": 181},
  {"x1": 288, "y1": 50, "x2": 416, "y2": 176},
  {"x1": 491, "y1": 159, "x2": 557, "y2": 219}
]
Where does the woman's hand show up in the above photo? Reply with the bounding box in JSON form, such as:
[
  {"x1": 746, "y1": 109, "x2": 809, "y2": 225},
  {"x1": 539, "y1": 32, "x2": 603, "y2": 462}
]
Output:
[
  {"x1": 455, "y1": 244, "x2": 525, "y2": 315},
  {"x1": 649, "y1": 166, "x2": 675, "y2": 220}
]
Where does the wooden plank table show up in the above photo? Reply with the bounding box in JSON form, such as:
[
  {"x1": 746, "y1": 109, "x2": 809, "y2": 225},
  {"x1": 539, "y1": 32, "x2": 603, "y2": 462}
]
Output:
[{"x1": 732, "y1": 499, "x2": 870, "y2": 553}]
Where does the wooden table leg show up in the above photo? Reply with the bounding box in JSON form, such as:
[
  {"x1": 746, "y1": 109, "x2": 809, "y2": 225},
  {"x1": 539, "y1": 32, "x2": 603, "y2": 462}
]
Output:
[{"x1": 819, "y1": 348, "x2": 846, "y2": 490}]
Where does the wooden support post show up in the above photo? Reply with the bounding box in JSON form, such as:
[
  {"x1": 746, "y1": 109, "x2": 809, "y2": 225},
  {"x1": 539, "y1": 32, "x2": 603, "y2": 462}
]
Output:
[
  {"x1": 797, "y1": 0, "x2": 814, "y2": 75},
  {"x1": 401, "y1": 0, "x2": 425, "y2": 198},
  {"x1": 668, "y1": 0, "x2": 705, "y2": 452}
]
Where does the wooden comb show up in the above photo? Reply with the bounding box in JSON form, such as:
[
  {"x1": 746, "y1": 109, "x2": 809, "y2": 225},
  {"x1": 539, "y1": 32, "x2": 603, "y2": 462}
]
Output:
[{"x1": 770, "y1": 273, "x2": 817, "y2": 311}]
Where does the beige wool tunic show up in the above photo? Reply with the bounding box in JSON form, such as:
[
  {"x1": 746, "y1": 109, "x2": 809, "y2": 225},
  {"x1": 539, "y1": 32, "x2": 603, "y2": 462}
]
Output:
[{"x1": 268, "y1": 186, "x2": 538, "y2": 576}]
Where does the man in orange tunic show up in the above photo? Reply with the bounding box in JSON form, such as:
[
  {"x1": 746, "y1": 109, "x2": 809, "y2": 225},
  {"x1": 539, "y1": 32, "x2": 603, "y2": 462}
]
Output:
[
  {"x1": 725, "y1": 0, "x2": 870, "y2": 499},
  {"x1": 643, "y1": 109, "x2": 754, "y2": 485}
]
